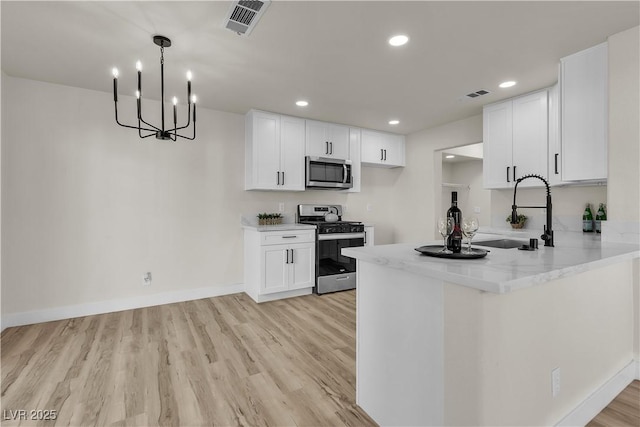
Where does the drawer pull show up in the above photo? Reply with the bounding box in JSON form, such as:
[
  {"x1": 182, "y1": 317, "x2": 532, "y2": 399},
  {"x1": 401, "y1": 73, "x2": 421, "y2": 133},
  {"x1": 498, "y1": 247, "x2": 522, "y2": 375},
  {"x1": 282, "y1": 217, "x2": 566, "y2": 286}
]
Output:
[{"x1": 282, "y1": 235, "x2": 297, "y2": 239}]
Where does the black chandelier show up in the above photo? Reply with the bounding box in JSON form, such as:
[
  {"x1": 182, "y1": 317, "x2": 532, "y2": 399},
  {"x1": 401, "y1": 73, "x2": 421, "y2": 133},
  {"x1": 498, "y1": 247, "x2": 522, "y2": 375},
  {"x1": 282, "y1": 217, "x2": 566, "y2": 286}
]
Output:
[{"x1": 112, "y1": 35, "x2": 196, "y2": 141}]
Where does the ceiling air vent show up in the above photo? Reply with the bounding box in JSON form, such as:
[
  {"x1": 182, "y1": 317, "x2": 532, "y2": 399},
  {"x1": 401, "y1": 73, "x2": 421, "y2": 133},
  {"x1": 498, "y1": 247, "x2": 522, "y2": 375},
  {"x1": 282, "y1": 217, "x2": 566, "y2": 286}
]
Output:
[
  {"x1": 224, "y1": 0, "x2": 271, "y2": 36},
  {"x1": 464, "y1": 89, "x2": 491, "y2": 99}
]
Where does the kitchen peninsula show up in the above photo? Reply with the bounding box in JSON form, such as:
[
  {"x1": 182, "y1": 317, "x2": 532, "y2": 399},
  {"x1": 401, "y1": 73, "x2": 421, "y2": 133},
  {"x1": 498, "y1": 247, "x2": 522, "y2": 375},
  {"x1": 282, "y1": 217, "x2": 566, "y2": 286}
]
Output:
[{"x1": 342, "y1": 234, "x2": 639, "y2": 426}]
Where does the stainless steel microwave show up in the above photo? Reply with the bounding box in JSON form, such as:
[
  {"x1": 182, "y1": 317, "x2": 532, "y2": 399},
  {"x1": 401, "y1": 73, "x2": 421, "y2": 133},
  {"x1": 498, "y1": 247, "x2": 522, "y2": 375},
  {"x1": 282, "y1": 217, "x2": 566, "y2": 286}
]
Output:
[{"x1": 305, "y1": 156, "x2": 353, "y2": 190}]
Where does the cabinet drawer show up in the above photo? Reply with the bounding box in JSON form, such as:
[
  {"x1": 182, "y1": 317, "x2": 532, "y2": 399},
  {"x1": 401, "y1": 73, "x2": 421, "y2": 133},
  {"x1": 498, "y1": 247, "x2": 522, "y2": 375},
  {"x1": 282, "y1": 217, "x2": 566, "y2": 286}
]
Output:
[{"x1": 260, "y1": 230, "x2": 316, "y2": 245}]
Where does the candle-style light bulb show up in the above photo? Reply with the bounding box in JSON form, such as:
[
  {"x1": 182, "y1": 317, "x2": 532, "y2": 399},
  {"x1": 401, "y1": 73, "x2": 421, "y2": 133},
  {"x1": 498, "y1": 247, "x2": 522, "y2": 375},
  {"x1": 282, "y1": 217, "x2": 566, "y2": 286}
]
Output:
[
  {"x1": 112, "y1": 68, "x2": 119, "y2": 102},
  {"x1": 186, "y1": 70, "x2": 192, "y2": 81},
  {"x1": 136, "y1": 61, "x2": 142, "y2": 72},
  {"x1": 191, "y1": 95, "x2": 197, "y2": 104},
  {"x1": 173, "y1": 96, "x2": 177, "y2": 126},
  {"x1": 136, "y1": 90, "x2": 140, "y2": 99}
]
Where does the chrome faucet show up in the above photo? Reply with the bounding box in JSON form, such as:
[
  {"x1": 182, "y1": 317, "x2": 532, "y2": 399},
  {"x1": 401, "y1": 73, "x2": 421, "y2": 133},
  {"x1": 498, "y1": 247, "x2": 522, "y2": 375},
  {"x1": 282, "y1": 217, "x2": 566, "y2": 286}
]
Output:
[{"x1": 511, "y1": 174, "x2": 554, "y2": 247}]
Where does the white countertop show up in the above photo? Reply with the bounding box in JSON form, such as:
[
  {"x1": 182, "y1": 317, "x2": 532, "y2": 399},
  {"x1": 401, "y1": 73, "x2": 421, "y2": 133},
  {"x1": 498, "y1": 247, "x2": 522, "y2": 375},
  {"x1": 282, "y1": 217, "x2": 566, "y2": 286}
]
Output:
[
  {"x1": 342, "y1": 231, "x2": 640, "y2": 294},
  {"x1": 242, "y1": 223, "x2": 316, "y2": 232}
]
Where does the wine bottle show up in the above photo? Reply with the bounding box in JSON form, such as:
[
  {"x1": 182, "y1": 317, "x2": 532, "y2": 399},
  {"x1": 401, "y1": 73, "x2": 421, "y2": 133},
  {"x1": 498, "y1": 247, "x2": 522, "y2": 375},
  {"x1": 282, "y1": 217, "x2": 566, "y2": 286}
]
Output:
[
  {"x1": 582, "y1": 203, "x2": 594, "y2": 233},
  {"x1": 446, "y1": 191, "x2": 463, "y2": 253},
  {"x1": 595, "y1": 203, "x2": 606, "y2": 233}
]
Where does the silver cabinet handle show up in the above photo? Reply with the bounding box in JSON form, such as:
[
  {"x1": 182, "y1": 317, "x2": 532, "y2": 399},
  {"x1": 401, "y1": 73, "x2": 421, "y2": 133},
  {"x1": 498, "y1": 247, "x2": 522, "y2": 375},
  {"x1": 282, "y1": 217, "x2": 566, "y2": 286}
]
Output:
[
  {"x1": 343, "y1": 164, "x2": 348, "y2": 183},
  {"x1": 336, "y1": 275, "x2": 351, "y2": 281}
]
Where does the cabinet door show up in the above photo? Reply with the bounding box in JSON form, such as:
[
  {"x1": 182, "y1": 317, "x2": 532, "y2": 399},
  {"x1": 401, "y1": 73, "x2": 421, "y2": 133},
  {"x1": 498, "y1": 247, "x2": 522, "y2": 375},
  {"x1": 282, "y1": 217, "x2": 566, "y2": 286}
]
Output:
[
  {"x1": 327, "y1": 124, "x2": 350, "y2": 159},
  {"x1": 512, "y1": 90, "x2": 548, "y2": 188},
  {"x1": 261, "y1": 246, "x2": 288, "y2": 294},
  {"x1": 360, "y1": 129, "x2": 384, "y2": 164},
  {"x1": 547, "y1": 84, "x2": 564, "y2": 186},
  {"x1": 305, "y1": 120, "x2": 330, "y2": 157},
  {"x1": 382, "y1": 134, "x2": 405, "y2": 167},
  {"x1": 483, "y1": 101, "x2": 513, "y2": 189},
  {"x1": 280, "y1": 116, "x2": 305, "y2": 191},
  {"x1": 561, "y1": 42, "x2": 608, "y2": 181},
  {"x1": 252, "y1": 112, "x2": 281, "y2": 190},
  {"x1": 287, "y1": 243, "x2": 315, "y2": 291}
]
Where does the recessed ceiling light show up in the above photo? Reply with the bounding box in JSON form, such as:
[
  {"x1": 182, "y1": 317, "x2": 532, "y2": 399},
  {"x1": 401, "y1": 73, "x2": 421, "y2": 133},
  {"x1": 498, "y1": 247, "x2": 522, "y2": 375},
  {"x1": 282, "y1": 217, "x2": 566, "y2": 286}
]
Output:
[
  {"x1": 296, "y1": 100, "x2": 309, "y2": 107},
  {"x1": 388, "y1": 120, "x2": 400, "y2": 125},
  {"x1": 445, "y1": 155, "x2": 455, "y2": 159},
  {"x1": 499, "y1": 81, "x2": 517, "y2": 88},
  {"x1": 388, "y1": 35, "x2": 409, "y2": 47}
]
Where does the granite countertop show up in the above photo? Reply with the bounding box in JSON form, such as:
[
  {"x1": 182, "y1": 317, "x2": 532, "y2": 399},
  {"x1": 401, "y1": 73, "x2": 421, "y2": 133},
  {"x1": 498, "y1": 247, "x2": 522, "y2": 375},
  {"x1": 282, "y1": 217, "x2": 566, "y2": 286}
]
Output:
[{"x1": 342, "y1": 231, "x2": 639, "y2": 294}]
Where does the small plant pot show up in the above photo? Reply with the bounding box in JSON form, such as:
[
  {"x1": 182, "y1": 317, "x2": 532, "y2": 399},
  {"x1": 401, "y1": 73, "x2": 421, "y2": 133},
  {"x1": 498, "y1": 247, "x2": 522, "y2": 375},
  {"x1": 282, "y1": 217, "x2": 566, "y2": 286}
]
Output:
[{"x1": 511, "y1": 223, "x2": 525, "y2": 229}]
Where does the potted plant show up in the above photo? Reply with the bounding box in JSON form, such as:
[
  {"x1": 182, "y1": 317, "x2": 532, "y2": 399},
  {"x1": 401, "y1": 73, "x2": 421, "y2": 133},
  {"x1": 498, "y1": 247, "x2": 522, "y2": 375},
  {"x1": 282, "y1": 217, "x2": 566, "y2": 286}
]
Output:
[
  {"x1": 507, "y1": 214, "x2": 527, "y2": 229},
  {"x1": 257, "y1": 213, "x2": 283, "y2": 225}
]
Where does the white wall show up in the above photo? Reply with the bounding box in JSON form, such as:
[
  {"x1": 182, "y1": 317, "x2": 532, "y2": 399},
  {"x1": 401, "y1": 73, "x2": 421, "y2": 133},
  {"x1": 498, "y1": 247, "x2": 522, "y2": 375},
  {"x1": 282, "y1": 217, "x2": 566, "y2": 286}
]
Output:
[
  {"x1": 441, "y1": 159, "x2": 491, "y2": 227},
  {"x1": 606, "y1": 25, "x2": 640, "y2": 364},
  {"x1": 0, "y1": 75, "x2": 400, "y2": 325},
  {"x1": 396, "y1": 114, "x2": 484, "y2": 243}
]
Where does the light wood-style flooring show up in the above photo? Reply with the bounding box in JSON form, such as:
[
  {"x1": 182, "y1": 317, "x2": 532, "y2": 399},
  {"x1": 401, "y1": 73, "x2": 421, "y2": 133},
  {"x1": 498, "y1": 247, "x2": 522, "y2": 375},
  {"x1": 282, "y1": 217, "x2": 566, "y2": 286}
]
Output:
[
  {"x1": 1, "y1": 291, "x2": 376, "y2": 426},
  {"x1": 2, "y1": 290, "x2": 639, "y2": 426},
  {"x1": 587, "y1": 380, "x2": 640, "y2": 427}
]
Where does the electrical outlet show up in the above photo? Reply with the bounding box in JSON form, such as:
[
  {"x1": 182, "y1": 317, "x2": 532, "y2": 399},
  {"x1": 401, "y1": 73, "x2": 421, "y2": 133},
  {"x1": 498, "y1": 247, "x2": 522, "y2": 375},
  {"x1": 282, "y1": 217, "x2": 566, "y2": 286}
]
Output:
[
  {"x1": 278, "y1": 202, "x2": 284, "y2": 212},
  {"x1": 366, "y1": 203, "x2": 373, "y2": 212},
  {"x1": 551, "y1": 367, "x2": 560, "y2": 397},
  {"x1": 474, "y1": 206, "x2": 481, "y2": 214},
  {"x1": 143, "y1": 272, "x2": 152, "y2": 286}
]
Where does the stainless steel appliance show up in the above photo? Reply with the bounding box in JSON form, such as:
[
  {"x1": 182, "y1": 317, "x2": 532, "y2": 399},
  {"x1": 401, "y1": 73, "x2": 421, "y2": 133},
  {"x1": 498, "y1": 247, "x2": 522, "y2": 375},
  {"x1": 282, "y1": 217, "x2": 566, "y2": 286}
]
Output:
[
  {"x1": 297, "y1": 204, "x2": 364, "y2": 294},
  {"x1": 305, "y1": 157, "x2": 353, "y2": 190}
]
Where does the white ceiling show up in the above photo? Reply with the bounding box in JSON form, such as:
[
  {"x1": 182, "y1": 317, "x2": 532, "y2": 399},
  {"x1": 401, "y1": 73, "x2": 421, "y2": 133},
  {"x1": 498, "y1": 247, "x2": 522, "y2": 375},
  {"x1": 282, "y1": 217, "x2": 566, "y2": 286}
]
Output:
[{"x1": 2, "y1": 1, "x2": 638, "y2": 135}]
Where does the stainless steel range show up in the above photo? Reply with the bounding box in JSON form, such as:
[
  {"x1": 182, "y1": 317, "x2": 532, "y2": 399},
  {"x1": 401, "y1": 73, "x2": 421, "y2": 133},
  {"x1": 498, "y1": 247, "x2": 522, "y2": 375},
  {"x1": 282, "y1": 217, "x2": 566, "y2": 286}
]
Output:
[{"x1": 297, "y1": 204, "x2": 365, "y2": 294}]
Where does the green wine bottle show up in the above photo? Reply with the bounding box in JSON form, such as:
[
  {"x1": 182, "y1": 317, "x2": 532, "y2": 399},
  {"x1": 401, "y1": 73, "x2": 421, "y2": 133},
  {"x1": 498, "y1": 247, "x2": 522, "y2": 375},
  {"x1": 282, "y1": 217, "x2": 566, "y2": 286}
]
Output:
[
  {"x1": 583, "y1": 203, "x2": 594, "y2": 233},
  {"x1": 595, "y1": 203, "x2": 606, "y2": 233}
]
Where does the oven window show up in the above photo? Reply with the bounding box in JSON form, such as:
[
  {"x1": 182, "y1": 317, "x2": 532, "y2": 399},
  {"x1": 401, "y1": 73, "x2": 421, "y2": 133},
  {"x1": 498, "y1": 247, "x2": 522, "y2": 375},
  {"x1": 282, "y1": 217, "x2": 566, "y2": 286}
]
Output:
[{"x1": 317, "y1": 237, "x2": 364, "y2": 276}]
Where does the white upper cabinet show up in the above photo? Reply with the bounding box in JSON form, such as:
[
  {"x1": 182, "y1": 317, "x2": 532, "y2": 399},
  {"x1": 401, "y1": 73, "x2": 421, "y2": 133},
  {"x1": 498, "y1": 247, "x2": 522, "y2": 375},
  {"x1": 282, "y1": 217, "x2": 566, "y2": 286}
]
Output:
[
  {"x1": 483, "y1": 89, "x2": 549, "y2": 189},
  {"x1": 559, "y1": 42, "x2": 608, "y2": 182},
  {"x1": 361, "y1": 129, "x2": 405, "y2": 168},
  {"x1": 245, "y1": 110, "x2": 305, "y2": 191},
  {"x1": 305, "y1": 120, "x2": 350, "y2": 159}
]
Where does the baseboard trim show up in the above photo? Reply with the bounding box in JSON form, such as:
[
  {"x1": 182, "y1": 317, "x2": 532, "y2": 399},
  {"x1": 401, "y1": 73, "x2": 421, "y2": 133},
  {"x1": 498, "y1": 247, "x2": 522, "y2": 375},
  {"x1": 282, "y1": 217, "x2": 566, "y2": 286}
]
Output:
[
  {"x1": 1, "y1": 282, "x2": 245, "y2": 331},
  {"x1": 555, "y1": 360, "x2": 637, "y2": 426}
]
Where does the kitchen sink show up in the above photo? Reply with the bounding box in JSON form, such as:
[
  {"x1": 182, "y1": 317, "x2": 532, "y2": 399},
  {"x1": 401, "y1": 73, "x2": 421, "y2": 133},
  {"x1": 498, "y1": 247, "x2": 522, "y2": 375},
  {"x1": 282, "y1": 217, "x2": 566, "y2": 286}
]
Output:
[{"x1": 473, "y1": 239, "x2": 527, "y2": 249}]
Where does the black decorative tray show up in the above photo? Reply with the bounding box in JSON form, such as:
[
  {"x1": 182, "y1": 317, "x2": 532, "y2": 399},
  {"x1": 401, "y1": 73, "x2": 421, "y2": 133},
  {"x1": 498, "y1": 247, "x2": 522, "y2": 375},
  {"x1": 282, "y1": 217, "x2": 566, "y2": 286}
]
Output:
[{"x1": 415, "y1": 245, "x2": 488, "y2": 259}]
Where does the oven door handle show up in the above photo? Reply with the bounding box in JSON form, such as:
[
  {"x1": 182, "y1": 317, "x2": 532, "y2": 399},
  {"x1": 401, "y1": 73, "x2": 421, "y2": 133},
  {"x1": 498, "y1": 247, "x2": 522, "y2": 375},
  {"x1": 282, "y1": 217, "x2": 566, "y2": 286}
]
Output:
[{"x1": 318, "y1": 232, "x2": 366, "y2": 241}]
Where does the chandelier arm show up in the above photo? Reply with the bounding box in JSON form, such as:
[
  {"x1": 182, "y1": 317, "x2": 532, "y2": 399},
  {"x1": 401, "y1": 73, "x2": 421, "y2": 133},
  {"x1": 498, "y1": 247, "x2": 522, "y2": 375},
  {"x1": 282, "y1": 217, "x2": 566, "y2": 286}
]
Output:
[
  {"x1": 115, "y1": 103, "x2": 158, "y2": 133},
  {"x1": 174, "y1": 103, "x2": 192, "y2": 131},
  {"x1": 137, "y1": 98, "x2": 162, "y2": 132}
]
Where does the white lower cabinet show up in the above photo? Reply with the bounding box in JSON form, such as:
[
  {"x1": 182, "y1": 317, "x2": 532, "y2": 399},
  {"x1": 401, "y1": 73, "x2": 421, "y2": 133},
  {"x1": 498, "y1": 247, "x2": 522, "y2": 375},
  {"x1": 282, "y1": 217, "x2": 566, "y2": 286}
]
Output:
[{"x1": 244, "y1": 229, "x2": 316, "y2": 303}]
